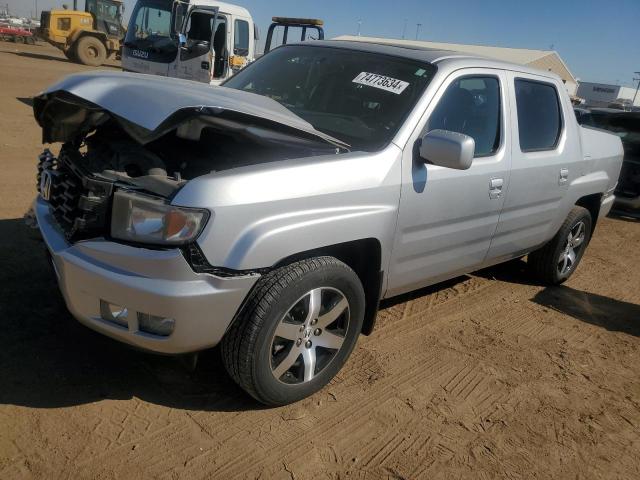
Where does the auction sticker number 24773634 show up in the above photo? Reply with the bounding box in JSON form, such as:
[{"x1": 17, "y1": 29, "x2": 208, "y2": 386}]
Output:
[{"x1": 352, "y1": 72, "x2": 410, "y2": 94}]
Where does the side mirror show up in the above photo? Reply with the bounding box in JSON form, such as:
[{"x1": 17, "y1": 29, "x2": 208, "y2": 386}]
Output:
[{"x1": 419, "y1": 129, "x2": 475, "y2": 170}]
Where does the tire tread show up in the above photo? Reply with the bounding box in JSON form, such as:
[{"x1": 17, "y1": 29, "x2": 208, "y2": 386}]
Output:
[{"x1": 221, "y1": 257, "x2": 356, "y2": 403}]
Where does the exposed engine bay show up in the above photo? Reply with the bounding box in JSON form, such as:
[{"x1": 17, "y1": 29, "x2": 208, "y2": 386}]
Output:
[
  {"x1": 38, "y1": 122, "x2": 335, "y2": 241},
  {"x1": 62, "y1": 120, "x2": 332, "y2": 196},
  {"x1": 33, "y1": 72, "x2": 348, "y2": 241}
]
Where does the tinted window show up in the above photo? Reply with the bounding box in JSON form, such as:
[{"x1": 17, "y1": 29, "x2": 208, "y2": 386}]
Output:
[
  {"x1": 224, "y1": 46, "x2": 436, "y2": 151},
  {"x1": 515, "y1": 79, "x2": 562, "y2": 151},
  {"x1": 426, "y1": 76, "x2": 501, "y2": 157},
  {"x1": 234, "y1": 19, "x2": 249, "y2": 55},
  {"x1": 86, "y1": 0, "x2": 120, "y2": 22}
]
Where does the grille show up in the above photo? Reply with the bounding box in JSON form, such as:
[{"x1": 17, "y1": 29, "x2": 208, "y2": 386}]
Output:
[
  {"x1": 37, "y1": 149, "x2": 113, "y2": 241},
  {"x1": 37, "y1": 149, "x2": 82, "y2": 232}
]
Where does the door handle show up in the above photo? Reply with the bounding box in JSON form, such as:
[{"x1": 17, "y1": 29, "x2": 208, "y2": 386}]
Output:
[
  {"x1": 559, "y1": 168, "x2": 569, "y2": 185},
  {"x1": 489, "y1": 178, "x2": 503, "y2": 199}
]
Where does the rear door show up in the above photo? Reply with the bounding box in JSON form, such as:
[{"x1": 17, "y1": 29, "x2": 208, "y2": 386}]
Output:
[
  {"x1": 387, "y1": 69, "x2": 512, "y2": 297},
  {"x1": 486, "y1": 72, "x2": 578, "y2": 262}
]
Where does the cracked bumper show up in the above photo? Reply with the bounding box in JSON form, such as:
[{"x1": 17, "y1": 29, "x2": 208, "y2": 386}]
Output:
[{"x1": 33, "y1": 196, "x2": 259, "y2": 354}]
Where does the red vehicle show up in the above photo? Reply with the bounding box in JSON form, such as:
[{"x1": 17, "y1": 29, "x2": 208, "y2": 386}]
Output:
[{"x1": 0, "y1": 26, "x2": 36, "y2": 44}]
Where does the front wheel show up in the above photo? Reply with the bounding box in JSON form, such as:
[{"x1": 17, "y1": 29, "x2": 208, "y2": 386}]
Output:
[
  {"x1": 221, "y1": 257, "x2": 365, "y2": 406},
  {"x1": 75, "y1": 36, "x2": 107, "y2": 66},
  {"x1": 528, "y1": 206, "x2": 592, "y2": 285}
]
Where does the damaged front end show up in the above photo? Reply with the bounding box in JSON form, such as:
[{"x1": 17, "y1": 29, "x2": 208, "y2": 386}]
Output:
[
  {"x1": 36, "y1": 148, "x2": 117, "y2": 241},
  {"x1": 33, "y1": 71, "x2": 347, "y2": 242}
]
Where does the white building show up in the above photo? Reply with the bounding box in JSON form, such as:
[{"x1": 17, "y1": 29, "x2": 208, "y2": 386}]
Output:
[
  {"x1": 576, "y1": 81, "x2": 640, "y2": 108},
  {"x1": 335, "y1": 35, "x2": 579, "y2": 95}
]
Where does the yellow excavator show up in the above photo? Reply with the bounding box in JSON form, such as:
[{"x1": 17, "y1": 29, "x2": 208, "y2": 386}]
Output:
[{"x1": 39, "y1": 0, "x2": 125, "y2": 66}]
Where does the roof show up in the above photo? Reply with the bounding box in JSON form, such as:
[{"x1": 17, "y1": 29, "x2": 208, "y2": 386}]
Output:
[
  {"x1": 336, "y1": 35, "x2": 551, "y2": 63},
  {"x1": 190, "y1": 0, "x2": 251, "y2": 17},
  {"x1": 283, "y1": 40, "x2": 562, "y2": 82},
  {"x1": 302, "y1": 39, "x2": 463, "y2": 64},
  {"x1": 334, "y1": 35, "x2": 577, "y2": 85}
]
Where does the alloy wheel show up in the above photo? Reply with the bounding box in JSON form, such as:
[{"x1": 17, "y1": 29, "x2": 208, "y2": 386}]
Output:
[
  {"x1": 557, "y1": 220, "x2": 586, "y2": 275},
  {"x1": 270, "y1": 287, "x2": 350, "y2": 384}
]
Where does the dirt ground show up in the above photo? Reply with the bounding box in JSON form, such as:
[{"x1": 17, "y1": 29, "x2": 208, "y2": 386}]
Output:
[{"x1": 1, "y1": 41, "x2": 639, "y2": 480}]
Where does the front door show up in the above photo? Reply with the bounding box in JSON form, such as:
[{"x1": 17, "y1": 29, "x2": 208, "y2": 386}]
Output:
[
  {"x1": 173, "y1": 7, "x2": 219, "y2": 83},
  {"x1": 387, "y1": 69, "x2": 511, "y2": 297}
]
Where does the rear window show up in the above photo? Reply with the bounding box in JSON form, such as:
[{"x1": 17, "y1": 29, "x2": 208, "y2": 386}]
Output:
[{"x1": 515, "y1": 79, "x2": 562, "y2": 151}]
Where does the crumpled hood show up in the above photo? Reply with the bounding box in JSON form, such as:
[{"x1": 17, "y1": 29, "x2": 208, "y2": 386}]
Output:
[{"x1": 33, "y1": 71, "x2": 349, "y2": 149}]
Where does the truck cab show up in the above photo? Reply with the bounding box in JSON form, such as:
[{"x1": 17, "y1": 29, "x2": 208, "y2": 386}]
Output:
[{"x1": 122, "y1": 0, "x2": 256, "y2": 84}]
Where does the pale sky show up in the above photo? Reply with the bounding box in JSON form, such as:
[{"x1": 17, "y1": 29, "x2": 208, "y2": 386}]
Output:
[{"x1": 5, "y1": 0, "x2": 640, "y2": 88}]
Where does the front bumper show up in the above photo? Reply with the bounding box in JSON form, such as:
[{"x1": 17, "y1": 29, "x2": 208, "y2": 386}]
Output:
[{"x1": 33, "y1": 196, "x2": 259, "y2": 354}]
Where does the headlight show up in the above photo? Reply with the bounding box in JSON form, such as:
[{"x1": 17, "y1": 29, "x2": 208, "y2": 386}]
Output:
[{"x1": 111, "y1": 190, "x2": 209, "y2": 245}]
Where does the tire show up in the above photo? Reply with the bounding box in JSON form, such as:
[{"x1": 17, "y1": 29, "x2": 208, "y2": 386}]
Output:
[
  {"x1": 221, "y1": 257, "x2": 365, "y2": 406},
  {"x1": 26, "y1": 36, "x2": 35, "y2": 45},
  {"x1": 63, "y1": 47, "x2": 76, "y2": 62},
  {"x1": 14, "y1": 35, "x2": 25, "y2": 44},
  {"x1": 75, "y1": 36, "x2": 107, "y2": 66},
  {"x1": 528, "y1": 206, "x2": 592, "y2": 285}
]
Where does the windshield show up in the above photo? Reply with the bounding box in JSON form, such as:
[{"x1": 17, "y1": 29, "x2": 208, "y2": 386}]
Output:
[
  {"x1": 86, "y1": 0, "x2": 121, "y2": 22},
  {"x1": 125, "y1": 0, "x2": 181, "y2": 58},
  {"x1": 87, "y1": 0, "x2": 123, "y2": 35},
  {"x1": 224, "y1": 45, "x2": 436, "y2": 151}
]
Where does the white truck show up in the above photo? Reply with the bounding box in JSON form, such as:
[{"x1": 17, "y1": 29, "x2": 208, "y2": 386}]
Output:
[
  {"x1": 121, "y1": 0, "x2": 324, "y2": 84},
  {"x1": 122, "y1": 0, "x2": 255, "y2": 83}
]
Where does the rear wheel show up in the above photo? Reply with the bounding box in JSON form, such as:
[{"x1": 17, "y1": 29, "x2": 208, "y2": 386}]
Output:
[
  {"x1": 75, "y1": 36, "x2": 107, "y2": 66},
  {"x1": 221, "y1": 257, "x2": 365, "y2": 406},
  {"x1": 13, "y1": 35, "x2": 25, "y2": 44},
  {"x1": 528, "y1": 206, "x2": 592, "y2": 285}
]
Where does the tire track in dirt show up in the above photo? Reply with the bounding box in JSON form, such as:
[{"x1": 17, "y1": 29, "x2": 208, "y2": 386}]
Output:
[
  {"x1": 71, "y1": 272, "x2": 579, "y2": 479},
  {"x1": 206, "y1": 280, "x2": 524, "y2": 477},
  {"x1": 207, "y1": 351, "x2": 462, "y2": 478}
]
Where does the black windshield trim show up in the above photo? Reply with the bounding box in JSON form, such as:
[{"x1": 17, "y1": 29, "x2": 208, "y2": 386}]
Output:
[{"x1": 223, "y1": 44, "x2": 437, "y2": 151}]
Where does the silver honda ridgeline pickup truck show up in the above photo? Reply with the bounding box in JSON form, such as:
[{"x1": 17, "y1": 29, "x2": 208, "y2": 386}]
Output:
[{"x1": 31, "y1": 41, "x2": 623, "y2": 405}]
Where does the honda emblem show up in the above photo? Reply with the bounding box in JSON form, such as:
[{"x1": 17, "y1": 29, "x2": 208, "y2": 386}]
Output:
[{"x1": 40, "y1": 170, "x2": 53, "y2": 201}]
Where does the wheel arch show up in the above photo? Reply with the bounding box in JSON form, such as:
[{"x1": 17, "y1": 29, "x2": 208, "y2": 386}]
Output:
[
  {"x1": 273, "y1": 238, "x2": 383, "y2": 336},
  {"x1": 575, "y1": 193, "x2": 602, "y2": 234},
  {"x1": 71, "y1": 30, "x2": 107, "y2": 47}
]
